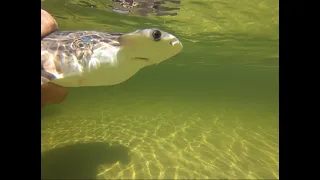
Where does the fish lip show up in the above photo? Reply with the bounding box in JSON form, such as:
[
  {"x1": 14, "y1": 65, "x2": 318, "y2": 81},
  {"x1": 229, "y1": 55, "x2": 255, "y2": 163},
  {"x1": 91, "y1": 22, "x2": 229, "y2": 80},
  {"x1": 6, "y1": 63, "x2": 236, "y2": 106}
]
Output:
[{"x1": 170, "y1": 39, "x2": 181, "y2": 46}]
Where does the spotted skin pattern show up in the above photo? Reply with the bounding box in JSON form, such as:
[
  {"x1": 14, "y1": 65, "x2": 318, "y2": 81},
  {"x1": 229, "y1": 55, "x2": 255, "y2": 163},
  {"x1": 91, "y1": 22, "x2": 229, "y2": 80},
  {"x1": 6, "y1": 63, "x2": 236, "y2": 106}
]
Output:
[{"x1": 41, "y1": 31, "x2": 123, "y2": 85}]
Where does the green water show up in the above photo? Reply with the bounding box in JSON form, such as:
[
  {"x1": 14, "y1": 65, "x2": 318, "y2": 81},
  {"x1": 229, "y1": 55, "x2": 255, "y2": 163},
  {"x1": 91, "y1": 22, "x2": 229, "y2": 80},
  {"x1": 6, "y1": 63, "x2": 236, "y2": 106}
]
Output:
[{"x1": 41, "y1": 0, "x2": 279, "y2": 179}]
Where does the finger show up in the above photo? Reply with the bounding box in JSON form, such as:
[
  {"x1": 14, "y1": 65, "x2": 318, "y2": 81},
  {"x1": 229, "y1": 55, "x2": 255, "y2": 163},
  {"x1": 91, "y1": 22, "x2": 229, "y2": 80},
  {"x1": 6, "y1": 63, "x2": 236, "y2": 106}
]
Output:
[
  {"x1": 41, "y1": 83, "x2": 68, "y2": 108},
  {"x1": 41, "y1": 9, "x2": 58, "y2": 38}
]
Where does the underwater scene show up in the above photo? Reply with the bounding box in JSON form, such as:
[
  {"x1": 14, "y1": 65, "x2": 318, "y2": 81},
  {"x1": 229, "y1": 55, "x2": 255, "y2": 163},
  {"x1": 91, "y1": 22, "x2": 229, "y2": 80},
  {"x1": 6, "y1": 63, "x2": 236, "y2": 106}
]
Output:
[{"x1": 41, "y1": 0, "x2": 279, "y2": 179}]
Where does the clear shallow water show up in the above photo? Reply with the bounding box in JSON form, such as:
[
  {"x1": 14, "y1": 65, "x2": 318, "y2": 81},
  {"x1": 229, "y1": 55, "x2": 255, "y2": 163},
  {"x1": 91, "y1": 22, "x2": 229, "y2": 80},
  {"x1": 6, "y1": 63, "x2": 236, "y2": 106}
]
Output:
[{"x1": 41, "y1": 0, "x2": 279, "y2": 179}]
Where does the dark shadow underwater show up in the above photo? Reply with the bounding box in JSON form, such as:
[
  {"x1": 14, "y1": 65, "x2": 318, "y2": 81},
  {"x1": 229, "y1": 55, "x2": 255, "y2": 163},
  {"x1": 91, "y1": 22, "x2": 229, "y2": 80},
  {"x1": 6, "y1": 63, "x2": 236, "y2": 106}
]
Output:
[{"x1": 41, "y1": 142, "x2": 130, "y2": 179}]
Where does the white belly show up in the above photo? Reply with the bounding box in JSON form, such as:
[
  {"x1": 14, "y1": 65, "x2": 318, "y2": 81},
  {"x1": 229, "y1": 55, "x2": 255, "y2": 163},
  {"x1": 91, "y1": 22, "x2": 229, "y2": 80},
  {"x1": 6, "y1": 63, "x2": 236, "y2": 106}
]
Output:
[{"x1": 51, "y1": 62, "x2": 143, "y2": 87}]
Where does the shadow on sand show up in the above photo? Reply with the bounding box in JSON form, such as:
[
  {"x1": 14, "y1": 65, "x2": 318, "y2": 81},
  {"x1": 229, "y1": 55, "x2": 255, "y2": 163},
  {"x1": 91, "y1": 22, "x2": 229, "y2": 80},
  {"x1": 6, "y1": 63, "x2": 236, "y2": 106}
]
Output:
[{"x1": 41, "y1": 142, "x2": 130, "y2": 180}]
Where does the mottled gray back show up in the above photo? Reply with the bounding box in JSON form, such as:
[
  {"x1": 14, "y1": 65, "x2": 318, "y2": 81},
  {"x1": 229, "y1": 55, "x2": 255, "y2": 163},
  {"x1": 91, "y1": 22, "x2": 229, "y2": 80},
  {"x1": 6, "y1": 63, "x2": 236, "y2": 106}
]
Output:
[{"x1": 41, "y1": 31, "x2": 123, "y2": 85}]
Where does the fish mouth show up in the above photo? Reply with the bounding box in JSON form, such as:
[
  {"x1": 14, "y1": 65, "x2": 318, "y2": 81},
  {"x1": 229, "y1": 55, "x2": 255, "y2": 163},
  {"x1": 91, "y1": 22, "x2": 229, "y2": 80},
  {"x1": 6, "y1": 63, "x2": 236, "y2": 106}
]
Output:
[
  {"x1": 170, "y1": 38, "x2": 181, "y2": 46},
  {"x1": 132, "y1": 57, "x2": 149, "y2": 61}
]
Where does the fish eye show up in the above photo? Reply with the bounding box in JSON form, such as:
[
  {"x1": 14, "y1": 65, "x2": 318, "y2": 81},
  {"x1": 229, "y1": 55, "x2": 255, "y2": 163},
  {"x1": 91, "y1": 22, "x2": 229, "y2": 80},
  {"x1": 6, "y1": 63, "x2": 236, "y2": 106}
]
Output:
[{"x1": 152, "y1": 29, "x2": 162, "y2": 41}]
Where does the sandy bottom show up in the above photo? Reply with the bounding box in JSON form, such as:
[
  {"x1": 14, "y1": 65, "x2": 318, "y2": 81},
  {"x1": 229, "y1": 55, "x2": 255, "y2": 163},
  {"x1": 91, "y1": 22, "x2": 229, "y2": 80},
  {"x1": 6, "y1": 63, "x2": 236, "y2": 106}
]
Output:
[{"x1": 41, "y1": 91, "x2": 278, "y2": 179}]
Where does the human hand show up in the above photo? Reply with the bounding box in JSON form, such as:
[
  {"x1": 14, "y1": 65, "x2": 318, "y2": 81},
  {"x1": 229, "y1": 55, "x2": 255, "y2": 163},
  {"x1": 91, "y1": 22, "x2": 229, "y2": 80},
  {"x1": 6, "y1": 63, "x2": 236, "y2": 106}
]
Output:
[
  {"x1": 41, "y1": 9, "x2": 58, "y2": 38},
  {"x1": 41, "y1": 9, "x2": 68, "y2": 108}
]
